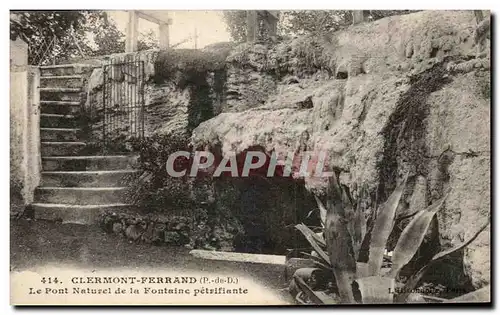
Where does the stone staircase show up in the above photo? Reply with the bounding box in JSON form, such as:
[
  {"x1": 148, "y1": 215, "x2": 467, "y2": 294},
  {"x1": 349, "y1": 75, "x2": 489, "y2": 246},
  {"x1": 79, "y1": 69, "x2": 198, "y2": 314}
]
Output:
[{"x1": 32, "y1": 64, "x2": 139, "y2": 224}]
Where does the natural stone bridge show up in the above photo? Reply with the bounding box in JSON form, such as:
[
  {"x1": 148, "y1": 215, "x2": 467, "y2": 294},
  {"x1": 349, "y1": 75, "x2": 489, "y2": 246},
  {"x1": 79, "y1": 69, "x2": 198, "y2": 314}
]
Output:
[{"x1": 10, "y1": 10, "x2": 490, "y2": 290}]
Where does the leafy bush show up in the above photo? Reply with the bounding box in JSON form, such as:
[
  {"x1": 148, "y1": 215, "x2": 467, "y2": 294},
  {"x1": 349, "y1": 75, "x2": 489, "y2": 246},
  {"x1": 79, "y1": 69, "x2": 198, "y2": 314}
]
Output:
[
  {"x1": 290, "y1": 172, "x2": 490, "y2": 304},
  {"x1": 154, "y1": 49, "x2": 227, "y2": 85},
  {"x1": 288, "y1": 34, "x2": 337, "y2": 75},
  {"x1": 222, "y1": 10, "x2": 420, "y2": 42},
  {"x1": 127, "y1": 134, "x2": 194, "y2": 213}
]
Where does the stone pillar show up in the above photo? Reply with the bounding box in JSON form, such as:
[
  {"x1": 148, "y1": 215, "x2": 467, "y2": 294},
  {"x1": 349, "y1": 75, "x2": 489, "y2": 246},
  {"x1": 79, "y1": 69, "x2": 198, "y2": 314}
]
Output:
[
  {"x1": 10, "y1": 38, "x2": 41, "y2": 209},
  {"x1": 246, "y1": 11, "x2": 258, "y2": 42},
  {"x1": 159, "y1": 22, "x2": 170, "y2": 50},
  {"x1": 125, "y1": 10, "x2": 139, "y2": 52},
  {"x1": 26, "y1": 66, "x2": 41, "y2": 202}
]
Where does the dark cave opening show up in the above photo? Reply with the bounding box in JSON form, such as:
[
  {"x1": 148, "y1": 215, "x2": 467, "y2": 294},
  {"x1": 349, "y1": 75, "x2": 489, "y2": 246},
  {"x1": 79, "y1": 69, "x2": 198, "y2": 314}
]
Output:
[
  {"x1": 215, "y1": 147, "x2": 321, "y2": 255},
  {"x1": 232, "y1": 175, "x2": 319, "y2": 255}
]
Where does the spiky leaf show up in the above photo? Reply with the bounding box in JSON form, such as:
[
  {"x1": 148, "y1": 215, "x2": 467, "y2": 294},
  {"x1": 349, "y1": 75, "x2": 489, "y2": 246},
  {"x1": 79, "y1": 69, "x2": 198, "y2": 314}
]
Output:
[
  {"x1": 324, "y1": 175, "x2": 357, "y2": 303},
  {"x1": 352, "y1": 184, "x2": 368, "y2": 260},
  {"x1": 388, "y1": 195, "x2": 447, "y2": 278},
  {"x1": 312, "y1": 231, "x2": 326, "y2": 248},
  {"x1": 356, "y1": 276, "x2": 395, "y2": 304},
  {"x1": 312, "y1": 291, "x2": 339, "y2": 304},
  {"x1": 293, "y1": 273, "x2": 328, "y2": 304},
  {"x1": 342, "y1": 185, "x2": 363, "y2": 260},
  {"x1": 301, "y1": 252, "x2": 333, "y2": 270},
  {"x1": 356, "y1": 262, "x2": 370, "y2": 278},
  {"x1": 294, "y1": 268, "x2": 324, "y2": 290},
  {"x1": 289, "y1": 278, "x2": 299, "y2": 298},
  {"x1": 314, "y1": 195, "x2": 327, "y2": 226},
  {"x1": 367, "y1": 172, "x2": 409, "y2": 275},
  {"x1": 431, "y1": 219, "x2": 489, "y2": 262},
  {"x1": 295, "y1": 223, "x2": 330, "y2": 264},
  {"x1": 325, "y1": 211, "x2": 357, "y2": 303},
  {"x1": 397, "y1": 220, "x2": 490, "y2": 302},
  {"x1": 285, "y1": 258, "x2": 317, "y2": 282}
]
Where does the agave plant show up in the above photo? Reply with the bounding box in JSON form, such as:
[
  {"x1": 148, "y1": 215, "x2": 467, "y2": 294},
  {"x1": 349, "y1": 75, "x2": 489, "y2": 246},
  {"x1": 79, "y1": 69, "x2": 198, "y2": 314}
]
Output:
[{"x1": 290, "y1": 172, "x2": 490, "y2": 304}]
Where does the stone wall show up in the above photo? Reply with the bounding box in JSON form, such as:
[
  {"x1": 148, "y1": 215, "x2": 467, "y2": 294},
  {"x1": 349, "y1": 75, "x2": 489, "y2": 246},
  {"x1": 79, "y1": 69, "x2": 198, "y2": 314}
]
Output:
[
  {"x1": 100, "y1": 212, "x2": 196, "y2": 247},
  {"x1": 84, "y1": 48, "x2": 233, "y2": 249},
  {"x1": 10, "y1": 38, "x2": 41, "y2": 217},
  {"x1": 83, "y1": 48, "x2": 227, "y2": 152}
]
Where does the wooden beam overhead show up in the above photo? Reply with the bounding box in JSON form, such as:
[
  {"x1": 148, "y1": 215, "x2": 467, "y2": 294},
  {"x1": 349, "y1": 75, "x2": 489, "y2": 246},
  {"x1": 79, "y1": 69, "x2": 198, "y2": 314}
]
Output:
[{"x1": 136, "y1": 11, "x2": 173, "y2": 25}]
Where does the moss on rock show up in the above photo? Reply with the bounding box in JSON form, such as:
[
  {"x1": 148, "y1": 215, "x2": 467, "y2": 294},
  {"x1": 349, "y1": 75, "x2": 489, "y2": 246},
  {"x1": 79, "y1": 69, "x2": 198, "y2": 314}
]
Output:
[{"x1": 154, "y1": 49, "x2": 228, "y2": 85}]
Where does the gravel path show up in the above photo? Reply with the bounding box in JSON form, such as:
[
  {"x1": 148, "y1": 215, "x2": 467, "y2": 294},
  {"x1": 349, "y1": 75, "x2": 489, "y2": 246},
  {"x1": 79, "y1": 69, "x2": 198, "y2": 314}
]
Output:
[{"x1": 10, "y1": 218, "x2": 294, "y2": 304}]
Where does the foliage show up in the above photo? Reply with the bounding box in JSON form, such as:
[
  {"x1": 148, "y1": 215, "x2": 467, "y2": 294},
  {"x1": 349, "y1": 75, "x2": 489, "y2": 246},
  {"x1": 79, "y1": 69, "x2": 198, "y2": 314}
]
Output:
[
  {"x1": 10, "y1": 11, "x2": 85, "y2": 41},
  {"x1": 280, "y1": 10, "x2": 352, "y2": 35},
  {"x1": 222, "y1": 10, "x2": 349, "y2": 42},
  {"x1": 154, "y1": 49, "x2": 227, "y2": 83},
  {"x1": 127, "y1": 134, "x2": 194, "y2": 212},
  {"x1": 222, "y1": 10, "x2": 420, "y2": 42},
  {"x1": 290, "y1": 172, "x2": 490, "y2": 304},
  {"x1": 138, "y1": 30, "x2": 160, "y2": 51},
  {"x1": 369, "y1": 10, "x2": 418, "y2": 21},
  {"x1": 10, "y1": 11, "x2": 88, "y2": 64},
  {"x1": 288, "y1": 34, "x2": 337, "y2": 75},
  {"x1": 221, "y1": 11, "x2": 248, "y2": 43},
  {"x1": 83, "y1": 11, "x2": 125, "y2": 56},
  {"x1": 10, "y1": 10, "x2": 160, "y2": 65},
  {"x1": 84, "y1": 12, "x2": 157, "y2": 56},
  {"x1": 203, "y1": 41, "x2": 236, "y2": 56}
]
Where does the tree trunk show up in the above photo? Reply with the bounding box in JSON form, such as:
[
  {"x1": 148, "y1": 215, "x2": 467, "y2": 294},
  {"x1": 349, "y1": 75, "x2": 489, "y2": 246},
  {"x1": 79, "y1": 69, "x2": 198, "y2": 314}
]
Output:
[
  {"x1": 352, "y1": 10, "x2": 371, "y2": 25},
  {"x1": 352, "y1": 10, "x2": 365, "y2": 25}
]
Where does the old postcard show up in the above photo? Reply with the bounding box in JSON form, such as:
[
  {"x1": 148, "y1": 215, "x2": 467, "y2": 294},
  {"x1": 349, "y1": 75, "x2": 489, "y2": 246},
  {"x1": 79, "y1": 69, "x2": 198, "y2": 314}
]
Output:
[{"x1": 10, "y1": 9, "x2": 491, "y2": 305}]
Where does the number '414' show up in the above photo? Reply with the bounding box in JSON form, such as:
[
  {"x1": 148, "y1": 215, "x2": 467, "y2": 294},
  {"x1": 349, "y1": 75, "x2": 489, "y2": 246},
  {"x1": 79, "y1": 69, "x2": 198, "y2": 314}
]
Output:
[{"x1": 40, "y1": 277, "x2": 59, "y2": 284}]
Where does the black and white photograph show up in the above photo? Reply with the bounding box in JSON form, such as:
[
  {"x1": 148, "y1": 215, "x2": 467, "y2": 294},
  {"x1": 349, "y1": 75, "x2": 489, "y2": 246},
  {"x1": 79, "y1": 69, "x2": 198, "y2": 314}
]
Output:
[{"x1": 8, "y1": 8, "x2": 491, "y2": 306}]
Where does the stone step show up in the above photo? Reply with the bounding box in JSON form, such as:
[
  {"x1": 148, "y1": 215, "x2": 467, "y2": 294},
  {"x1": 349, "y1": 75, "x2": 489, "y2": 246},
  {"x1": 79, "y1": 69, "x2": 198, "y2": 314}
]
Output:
[
  {"x1": 32, "y1": 203, "x2": 134, "y2": 225},
  {"x1": 41, "y1": 128, "x2": 80, "y2": 141},
  {"x1": 41, "y1": 101, "x2": 81, "y2": 115},
  {"x1": 40, "y1": 64, "x2": 95, "y2": 77},
  {"x1": 41, "y1": 170, "x2": 140, "y2": 187},
  {"x1": 34, "y1": 187, "x2": 129, "y2": 205},
  {"x1": 40, "y1": 114, "x2": 79, "y2": 128},
  {"x1": 40, "y1": 88, "x2": 82, "y2": 102},
  {"x1": 40, "y1": 75, "x2": 83, "y2": 88},
  {"x1": 41, "y1": 142, "x2": 86, "y2": 156},
  {"x1": 40, "y1": 87, "x2": 81, "y2": 93},
  {"x1": 189, "y1": 250, "x2": 287, "y2": 266},
  {"x1": 42, "y1": 155, "x2": 139, "y2": 171}
]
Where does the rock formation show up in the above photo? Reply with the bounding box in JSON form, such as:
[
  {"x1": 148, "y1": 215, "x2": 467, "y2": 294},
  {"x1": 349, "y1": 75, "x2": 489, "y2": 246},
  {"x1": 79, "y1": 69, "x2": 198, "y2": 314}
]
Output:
[{"x1": 191, "y1": 10, "x2": 490, "y2": 288}]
